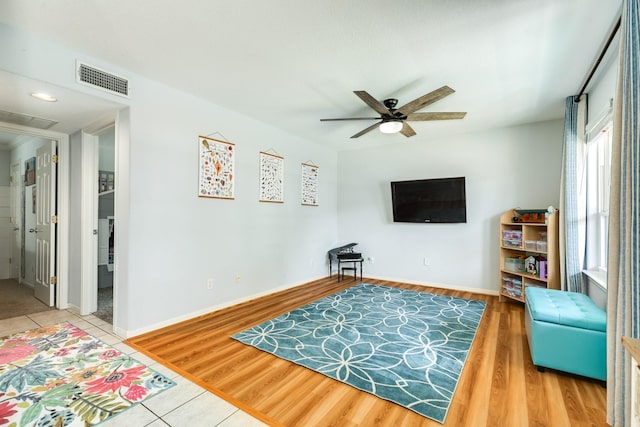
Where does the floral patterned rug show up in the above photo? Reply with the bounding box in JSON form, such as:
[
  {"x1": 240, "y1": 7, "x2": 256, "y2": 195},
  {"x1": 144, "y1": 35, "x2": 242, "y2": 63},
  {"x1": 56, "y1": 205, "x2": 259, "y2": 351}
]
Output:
[{"x1": 0, "y1": 322, "x2": 175, "y2": 426}]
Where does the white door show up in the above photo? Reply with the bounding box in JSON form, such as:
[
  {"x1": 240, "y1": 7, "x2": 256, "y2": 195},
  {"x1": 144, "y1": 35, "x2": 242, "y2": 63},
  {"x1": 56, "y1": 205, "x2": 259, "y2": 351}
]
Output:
[
  {"x1": 34, "y1": 141, "x2": 57, "y2": 306},
  {"x1": 9, "y1": 163, "x2": 21, "y2": 279}
]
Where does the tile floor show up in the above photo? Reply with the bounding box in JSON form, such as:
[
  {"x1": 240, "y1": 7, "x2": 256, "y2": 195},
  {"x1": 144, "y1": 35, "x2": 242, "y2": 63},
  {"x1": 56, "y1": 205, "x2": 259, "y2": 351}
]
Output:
[{"x1": 0, "y1": 309, "x2": 268, "y2": 427}]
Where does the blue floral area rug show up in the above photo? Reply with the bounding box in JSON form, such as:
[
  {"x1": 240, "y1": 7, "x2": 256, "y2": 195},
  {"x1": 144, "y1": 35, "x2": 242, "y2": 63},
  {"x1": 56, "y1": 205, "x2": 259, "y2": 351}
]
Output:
[
  {"x1": 232, "y1": 283, "x2": 486, "y2": 423},
  {"x1": 0, "y1": 322, "x2": 175, "y2": 426}
]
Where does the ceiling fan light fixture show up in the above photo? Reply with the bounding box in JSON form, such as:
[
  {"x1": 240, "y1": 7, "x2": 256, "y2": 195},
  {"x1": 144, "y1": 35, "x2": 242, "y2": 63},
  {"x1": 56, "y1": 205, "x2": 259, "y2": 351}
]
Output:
[{"x1": 379, "y1": 120, "x2": 403, "y2": 134}]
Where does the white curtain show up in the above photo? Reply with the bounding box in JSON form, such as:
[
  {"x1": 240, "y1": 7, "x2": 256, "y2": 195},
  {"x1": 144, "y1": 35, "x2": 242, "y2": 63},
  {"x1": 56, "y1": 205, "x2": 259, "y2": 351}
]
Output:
[
  {"x1": 559, "y1": 95, "x2": 587, "y2": 293},
  {"x1": 607, "y1": 0, "x2": 640, "y2": 424}
]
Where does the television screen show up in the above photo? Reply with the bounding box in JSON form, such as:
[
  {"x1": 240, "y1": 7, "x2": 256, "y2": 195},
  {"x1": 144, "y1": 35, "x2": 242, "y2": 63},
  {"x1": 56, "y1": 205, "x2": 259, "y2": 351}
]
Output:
[{"x1": 390, "y1": 177, "x2": 467, "y2": 223}]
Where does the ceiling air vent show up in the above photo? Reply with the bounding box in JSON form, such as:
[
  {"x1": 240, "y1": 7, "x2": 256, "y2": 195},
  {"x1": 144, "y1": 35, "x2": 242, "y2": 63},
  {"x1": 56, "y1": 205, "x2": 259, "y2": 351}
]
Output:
[
  {"x1": 0, "y1": 109, "x2": 58, "y2": 129},
  {"x1": 76, "y1": 61, "x2": 129, "y2": 97}
]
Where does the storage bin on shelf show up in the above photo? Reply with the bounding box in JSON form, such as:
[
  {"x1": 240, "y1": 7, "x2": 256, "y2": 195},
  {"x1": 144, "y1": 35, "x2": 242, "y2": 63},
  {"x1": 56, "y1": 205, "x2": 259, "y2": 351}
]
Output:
[
  {"x1": 525, "y1": 240, "x2": 538, "y2": 250},
  {"x1": 504, "y1": 256, "x2": 525, "y2": 272},
  {"x1": 502, "y1": 230, "x2": 522, "y2": 248},
  {"x1": 523, "y1": 240, "x2": 548, "y2": 252},
  {"x1": 502, "y1": 277, "x2": 523, "y2": 299}
]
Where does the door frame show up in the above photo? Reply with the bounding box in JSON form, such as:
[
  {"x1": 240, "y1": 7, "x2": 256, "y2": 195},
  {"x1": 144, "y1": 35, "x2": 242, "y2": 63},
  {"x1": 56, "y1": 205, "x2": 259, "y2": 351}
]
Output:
[
  {"x1": 80, "y1": 131, "x2": 98, "y2": 315},
  {"x1": 79, "y1": 120, "x2": 118, "y2": 319},
  {"x1": 0, "y1": 121, "x2": 69, "y2": 310},
  {"x1": 9, "y1": 163, "x2": 21, "y2": 280}
]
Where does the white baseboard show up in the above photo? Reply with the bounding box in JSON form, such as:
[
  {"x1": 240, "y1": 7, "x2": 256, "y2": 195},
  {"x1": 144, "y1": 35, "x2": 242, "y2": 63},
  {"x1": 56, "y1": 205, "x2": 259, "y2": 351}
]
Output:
[
  {"x1": 123, "y1": 275, "x2": 326, "y2": 339},
  {"x1": 19, "y1": 280, "x2": 35, "y2": 289},
  {"x1": 66, "y1": 304, "x2": 81, "y2": 315},
  {"x1": 362, "y1": 275, "x2": 500, "y2": 297},
  {"x1": 122, "y1": 275, "x2": 497, "y2": 339}
]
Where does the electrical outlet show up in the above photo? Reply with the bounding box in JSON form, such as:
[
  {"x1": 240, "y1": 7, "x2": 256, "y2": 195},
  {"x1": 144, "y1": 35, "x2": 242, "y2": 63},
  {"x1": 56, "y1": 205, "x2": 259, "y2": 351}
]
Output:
[
  {"x1": 207, "y1": 279, "x2": 214, "y2": 289},
  {"x1": 423, "y1": 257, "x2": 431, "y2": 266},
  {"x1": 368, "y1": 256, "x2": 375, "y2": 264},
  {"x1": 235, "y1": 274, "x2": 241, "y2": 283}
]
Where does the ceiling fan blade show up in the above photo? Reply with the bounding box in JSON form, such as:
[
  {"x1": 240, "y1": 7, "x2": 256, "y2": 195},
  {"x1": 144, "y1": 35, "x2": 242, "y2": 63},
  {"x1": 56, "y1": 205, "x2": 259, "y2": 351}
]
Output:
[
  {"x1": 396, "y1": 86, "x2": 455, "y2": 115},
  {"x1": 351, "y1": 121, "x2": 382, "y2": 138},
  {"x1": 353, "y1": 91, "x2": 390, "y2": 115},
  {"x1": 320, "y1": 117, "x2": 380, "y2": 121},
  {"x1": 400, "y1": 122, "x2": 416, "y2": 137},
  {"x1": 406, "y1": 112, "x2": 467, "y2": 121}
]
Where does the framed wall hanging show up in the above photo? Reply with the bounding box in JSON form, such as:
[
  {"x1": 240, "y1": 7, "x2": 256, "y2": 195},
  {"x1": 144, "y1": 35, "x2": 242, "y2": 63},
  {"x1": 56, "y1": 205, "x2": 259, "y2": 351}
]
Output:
[
  {"x1": 198, "y1": 135, "x2": 235, "y2": 199},
  {"x1": 25, "y1": 157, "x2": 36, "y2": 186},
  {"x1": 301, "y1": 162, "x2": 319, "y2": 206},
  {"x1": 259, "y1": 151, "x2": 284, "y2": 203}
]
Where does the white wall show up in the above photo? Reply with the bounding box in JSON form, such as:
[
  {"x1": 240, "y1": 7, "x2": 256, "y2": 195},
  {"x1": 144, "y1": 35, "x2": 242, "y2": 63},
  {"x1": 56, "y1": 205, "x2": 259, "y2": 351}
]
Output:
[
  {"x1": 337, "y1": 120, "x2": 564, "y2": 293},
  {"x1": 0, "y1": 23, "x2": 338, "y2": 335},
  {"x1": 122, "y1": 80, "x2": 338, "y2": 333}
]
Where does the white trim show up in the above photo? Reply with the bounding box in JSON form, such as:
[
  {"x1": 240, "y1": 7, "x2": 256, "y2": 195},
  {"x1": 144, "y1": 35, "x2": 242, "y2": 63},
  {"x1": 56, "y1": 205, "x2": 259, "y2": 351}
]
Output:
[
  {"x1": 57, "y1": 135, "x2": 69, "y2": 309},
  {"x1": 124, "y1": 275, "x2": 327, "y2": 338},
  {"x1": 364, "y1": 275, "x2": 501, "y2": 296},
  {"x1": 65, "y1": 304, "x2": 82, "y2": 316},
  {"x1": 113, "y1": 109, "x2": 130, "y2": 334},
  {"x1": 583, "y1": 269, "x2": 607, "y2": 290},
  {"x1": 80, "y1": 132, "x2": 98, "y2": 315}
]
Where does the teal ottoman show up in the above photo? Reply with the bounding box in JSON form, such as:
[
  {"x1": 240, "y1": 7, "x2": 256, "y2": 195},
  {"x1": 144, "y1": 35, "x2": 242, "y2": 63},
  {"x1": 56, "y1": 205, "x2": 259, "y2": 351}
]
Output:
[{"x1": 524, "y1": 287, "x2": 606, "y2": 381}]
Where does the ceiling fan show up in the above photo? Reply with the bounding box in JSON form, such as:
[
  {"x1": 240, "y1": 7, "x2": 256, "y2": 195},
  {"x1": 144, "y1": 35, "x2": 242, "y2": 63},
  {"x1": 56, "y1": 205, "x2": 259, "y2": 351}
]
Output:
[{"x1": 320, "y1": 85, "x2": 467, "y2": 138}]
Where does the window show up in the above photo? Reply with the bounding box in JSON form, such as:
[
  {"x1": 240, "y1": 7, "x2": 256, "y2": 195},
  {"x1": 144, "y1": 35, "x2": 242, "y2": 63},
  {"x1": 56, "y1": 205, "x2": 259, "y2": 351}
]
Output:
[{"x1": 584, "y1": 118, "x2": 612, "y2": 287}]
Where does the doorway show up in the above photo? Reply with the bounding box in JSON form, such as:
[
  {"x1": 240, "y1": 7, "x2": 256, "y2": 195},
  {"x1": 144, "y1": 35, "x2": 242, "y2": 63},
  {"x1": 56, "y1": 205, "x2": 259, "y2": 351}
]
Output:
[
  {"x1": 0, "y1": 70, "x2": 127, "y2": 329},
  {"x1": 94, "y1": 126, "x2": 115, "y2": 324},
  {"x1": 0, "y1": 123, "x2": 117, "y2": 323},
  {"x1": 0, "y1": 130, "x2": 60, "y2": 319}
]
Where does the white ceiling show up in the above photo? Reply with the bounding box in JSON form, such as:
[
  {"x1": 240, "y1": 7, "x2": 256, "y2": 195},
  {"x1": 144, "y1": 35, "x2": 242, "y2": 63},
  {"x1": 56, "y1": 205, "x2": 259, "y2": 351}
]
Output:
[
  {"x1": 0, "y1": 1, "x2": 622, "y2": 151},
  {"x1": 0, "y1": 71, "x2": 125, "y2": 150}
]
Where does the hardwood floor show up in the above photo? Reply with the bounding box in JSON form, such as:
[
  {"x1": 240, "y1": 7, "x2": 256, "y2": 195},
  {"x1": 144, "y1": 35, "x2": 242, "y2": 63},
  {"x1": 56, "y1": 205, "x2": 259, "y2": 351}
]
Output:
[{"x1": 127, "y1": 277, "x2": 609, "y2": 426}]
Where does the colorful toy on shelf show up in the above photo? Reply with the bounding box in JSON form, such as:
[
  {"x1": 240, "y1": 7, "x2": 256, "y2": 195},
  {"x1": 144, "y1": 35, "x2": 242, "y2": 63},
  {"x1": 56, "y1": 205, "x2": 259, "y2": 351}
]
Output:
[
  {"x1": 513, "y1": 209, "x2": 547, "y2": 223},
  {"x1": 525, "y1": 256, "x2": 537, "y2": 274}
]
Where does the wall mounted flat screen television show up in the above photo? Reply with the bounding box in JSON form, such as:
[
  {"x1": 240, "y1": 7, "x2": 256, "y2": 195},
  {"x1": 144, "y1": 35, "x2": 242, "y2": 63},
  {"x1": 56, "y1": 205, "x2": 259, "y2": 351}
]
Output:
[{"x1": 390, "y1": 177, "x2": 467, "y2": 223}]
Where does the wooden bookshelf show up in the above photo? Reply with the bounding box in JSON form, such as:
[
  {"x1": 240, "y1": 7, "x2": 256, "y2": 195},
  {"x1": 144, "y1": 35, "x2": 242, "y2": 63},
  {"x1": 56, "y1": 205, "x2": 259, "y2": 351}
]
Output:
[{"x1": 499, "y1": 208, "x2": 560, "y2": 303}]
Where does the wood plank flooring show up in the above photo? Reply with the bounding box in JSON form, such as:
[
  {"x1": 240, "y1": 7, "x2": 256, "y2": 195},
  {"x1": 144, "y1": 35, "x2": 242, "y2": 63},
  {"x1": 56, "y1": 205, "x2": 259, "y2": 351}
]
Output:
[{"x1": 126, "y1": 277, "x2": 609, "y2": 426}]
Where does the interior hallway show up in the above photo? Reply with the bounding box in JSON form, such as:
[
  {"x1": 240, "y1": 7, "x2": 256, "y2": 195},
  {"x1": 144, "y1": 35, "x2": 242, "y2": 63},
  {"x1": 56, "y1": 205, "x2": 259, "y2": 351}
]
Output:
[{"x1": 0, "y1": 278, "x2": 54, "y2": 320}]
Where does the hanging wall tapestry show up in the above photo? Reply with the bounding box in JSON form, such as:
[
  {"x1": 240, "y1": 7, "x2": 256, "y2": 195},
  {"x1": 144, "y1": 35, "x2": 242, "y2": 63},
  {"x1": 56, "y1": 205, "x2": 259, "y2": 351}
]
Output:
[
  {"x1": 301, "y1": 163, "x2": 319, "y2": 206},
  {"x1": 259, "y1": 151, "x2": 284, "y2": 203},
  {"x1": 198, "y1": 136, "x2": 235, "y2": 199}
]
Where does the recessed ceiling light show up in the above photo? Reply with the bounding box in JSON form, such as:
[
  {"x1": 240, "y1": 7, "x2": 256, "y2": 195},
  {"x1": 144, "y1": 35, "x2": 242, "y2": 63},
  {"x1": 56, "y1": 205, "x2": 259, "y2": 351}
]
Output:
[{"x1": 30, "y1": 92, "x2": 58, "y2": 102}]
